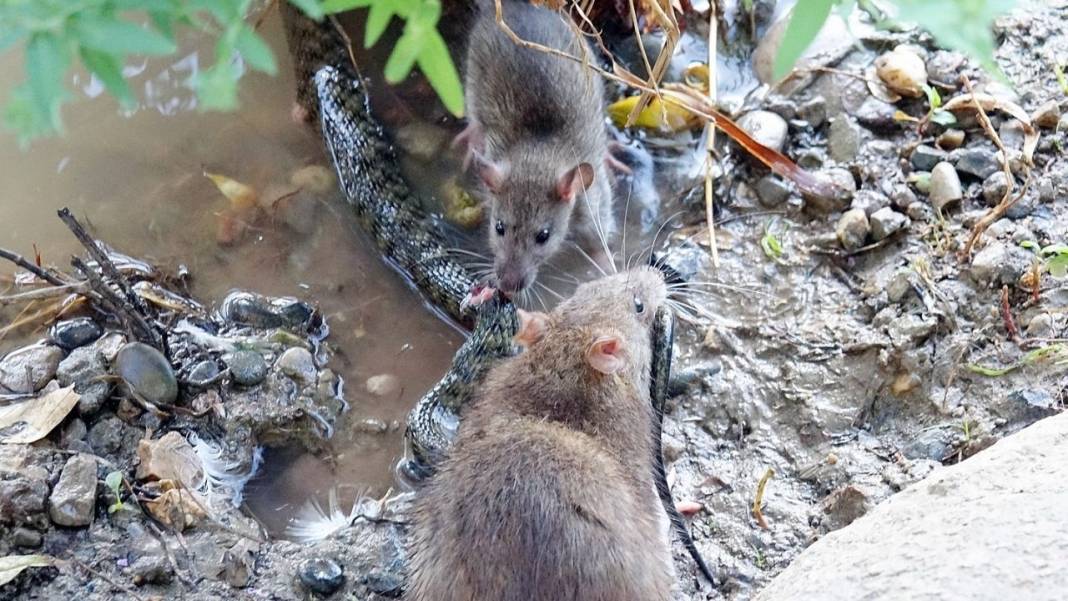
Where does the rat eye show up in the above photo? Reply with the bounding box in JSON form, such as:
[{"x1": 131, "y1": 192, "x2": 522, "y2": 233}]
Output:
[
  {"x1": 535, "y1": 227, "x2": 551, "y2": 245},
  {"x1": 495, "y1": 220, "x2": 505, "y2": 236},
  {"x1": 633, "y1": 296, "x2": 645, "y2": 314}
]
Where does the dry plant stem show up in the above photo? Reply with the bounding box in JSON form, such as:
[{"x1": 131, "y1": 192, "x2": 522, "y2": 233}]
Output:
[
  {"x1": 0, "y1": 300, "x2": 64, "y2": 342},
  {"x1": 0, "y1": 247, "x2": 69, "y2": 286},
  {"x1": 958, "y1": 76, "x2": 1025, "y2": 260},
  {"x1": 0, "y1": 282, "x2": 89, "y2": 306},
  {"x1": 704, "y1": 2, "x2": 720, "y2": 269},
  {"x1": 752, "y1": 467, "x2": 774, "y2": 529},
  {"x1": 624, "y1": 0, "x2": 677, "y2": 126},
  {"x1": 1000, "y1": 285, "x2": 1021, "y2": 344},
  {"x1": 64, "y1": 557, "x2": 148, "y2": 601}
]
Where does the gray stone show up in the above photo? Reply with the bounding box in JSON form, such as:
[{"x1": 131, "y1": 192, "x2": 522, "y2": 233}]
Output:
[
  {"x1": 738, "y1": 110, "x2": 788, "y2": 153},
  {"x1": 819, "y1": 485, "x2": 871, "y2": 532},
  {"x1": 836, "y1": 209, "x2": 870, "y2": 250},
  {"x1": 852, "y1": 97, "x2": 896, "y2": 130},
  {"x1": 970, "y1": 242, "x2": 1032, "y2": 286},
  {"x1": 0, "y1": 473, "x2": 50, "y2": 527},
  {"x1": 0, "y1": 345, "x2": 64, "y2": 393},
  {"x1": 886, "y1": 270, "x2": 914, "y2": 303},
  {"x1": 827, "y1": 117, "x2": 860, "y2": 163},
  {"x1": 127, "y1": 535, "x2": 173, "y2": 585},
  {"x1": 850, "y1": 190, "x2": 891, "y2": 216},
  {"x1": 57, "y1": 347, "x2": 111, "y2": 416},
  {"x1": 87, "y1": 416, "x2": 124, "y2": 455},
  {"x1": 806, "y1": 168, "x2": 856, "y2": 212},
  {"x1": 998, "y1": 119, "x2": 1027, "y2": 149},
  {"x1": 226, "y1": 350, "x2": 268, "y2": 386},
  {"x1": 870, "y1": 207, "x2": 908, "y2": 240},
  {"x1": 928, "y1": 162, "x2": 963, "y2": 212},
  {"x1": 116, "y1": 342, "x2": 177, "y2": 405},
  {"x1": 982, "y1": 172, "x2": 1010, "y2": 206},
  {"x1": 756, "y1": 412, "x2": 1068, "y2": 601},
  {"x1": 754, "y1": 176, "x2": 791, "y2": 207},
  {"x1": 936, "y1": 129, "x2": 966, "y2": 150},
  {"x1": 901, "y1": 429, "x2": 952, "y2": 461},
  {"x1": 1032, "y1": 100, "x2": 1061, "y2": 129},
  {"x1": 48, "y1": 318, "x2": 103, "y2": 350},
  {"x1": 984, "y1": 219, "x2": 1015, "y2": 239},
  {"x1": 798, "y1": 97, "x2": 827, "y2": 127},
  {"x1": 87, "y1": 332, "x2": 126, "y2": 362},
  {"x1": 1025, "y1": 314, "x2": 1054, "y2": 338},
  {"x1": 910, "y1": 145, "x2": 948, "y2": 171},
  {"x1": 951, "y1": 147, "x2": 1001, "y2": 179},
  {"x1": 1005, "y1": 193, "x2": 1036, "y2": 220},
  {"x1": 11, "y1": 526, "x2": 42, "y2": 548},
  {"x1": 60, "y1": 418, "x2": 87, "y2": 448},
  {"x1": 925, "y1": 50, "x2": 966, "y2": 84},
  {"x1": 906, "y1": 202, "x2": 933, "y2": 221},
  {"x1": 185, "y1": 360, "x2": 221, "y2": 388},
  {"x1": 1008, "y1": 389, "x2": 1056, "y2": 414},
  {"x1": 888, "y1": 313, "x2": 937, "y2": 347},
  {"x1": 48, "y1": 454, "x2": 97, "y2": 527},
  {"x1": 890, "y1": 186, "x2": 918, "y2": 210},
  {"x1": 299, "y1": 557, "x2": 345, "y2": 595},
  {"x1": 276, "y1": 347, "x2": 316, "y2": 384}
]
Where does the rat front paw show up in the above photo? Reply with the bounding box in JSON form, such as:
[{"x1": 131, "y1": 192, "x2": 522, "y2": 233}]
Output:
[{"x1": 461, "y1": 284, "x2": 498, "y2": 311}]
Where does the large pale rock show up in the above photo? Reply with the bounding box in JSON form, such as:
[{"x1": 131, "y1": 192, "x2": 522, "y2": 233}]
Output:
[{"x1": 756, "y1": 412, "x2": 1068, "y2": 601}]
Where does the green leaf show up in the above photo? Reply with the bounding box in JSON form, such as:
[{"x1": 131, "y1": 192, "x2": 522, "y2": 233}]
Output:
[
  {"x1": 772, "y1": 0, "x2": 837, "y2": 81},
  {"x1": 80, "y1": 48, "x2": 135, "y2": 108},
  {"x1": 965, "y1": 362, "x2": 1016, "y2": 377},
  {"x1": 930, "y1": 109, "x2": 957, "y2": 126},
  {"x1": 289, "y1": 0, "x2": 326, "y2": 20},
  {"x1": 234, "y1": 26, "x2": 277, "y2": 75},
  {"x1": 1042, "y1": 244, "x2": 1068, "y2": 278},
  {"x1": 105, "y1": 470, "x2": 123, "y2": 493},
  {"x1": 25, "y1": 32, "x2": 70, "y2": 133},
  {"x1": 191, "y1": 62, "x2": 240, "y2": 111},
  {"x1": 364, "y1": 0, "x2": 401, "y2": 48},
  {"x1": 384, "y1": 4, "x2": 440, "y2": 84},
  {"x1": 322, "y1": 0, "x2": 374, "y2": 13},
  {"x1": 0, "y1": 555, "x2": 54, "y2": 587},
  {"x1": 893, "y1": 0, "x2": 1017, "y2": 81},
  {"x1": 149, "y1": 10, "x2": 176, "y2": 41},
  {"x1": 416, "y1": 28, "x2": 463, "y2": 117},
  {"x1": 1019, "y1": 240, "x2": 1039, "y2": 251},
  {"x1": 70, "y1": 14, "x2": 178, "y2": 56},
  {"x1": 923, "y1": 84, "x2": 941, "y2": 110}
]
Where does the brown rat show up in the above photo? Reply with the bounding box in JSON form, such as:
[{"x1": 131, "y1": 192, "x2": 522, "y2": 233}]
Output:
[
  {"x1": 460, "y1": 0, "x2": 616, "y2": 295},
  {"x1": 406, "y1": 266, "x2": 674, "y2": 601}
]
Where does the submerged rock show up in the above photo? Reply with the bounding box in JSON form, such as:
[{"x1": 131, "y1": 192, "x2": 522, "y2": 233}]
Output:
[
  {"x1": 0, "y1": 345, "x2": 64, "y2": 393},
  {"x1": 116, "y1": 342, "x2": 178, "y2": 405},
  {"x1": 49, "y1": 454, "x2": 97, "y2": 527},
  {"x1": 227, "y1": 350, "x2": 268, "y2": 386},
  {"x1": 276, "y1": 347, "x2": 316, "y2": 384}
]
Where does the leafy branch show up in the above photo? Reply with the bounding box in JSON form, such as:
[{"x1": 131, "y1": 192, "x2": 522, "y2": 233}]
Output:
[{"x1": 0, "y1": 0, "x2": 462, "y2": 146}]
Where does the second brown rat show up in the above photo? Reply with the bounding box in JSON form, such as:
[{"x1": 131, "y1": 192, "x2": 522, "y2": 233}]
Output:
[
  {"x1": 406, "y1": 266, "x2": 674, "y2": 601},
  {"x1": 459, "y1": 0, "x2": 617, "y2": 296}
]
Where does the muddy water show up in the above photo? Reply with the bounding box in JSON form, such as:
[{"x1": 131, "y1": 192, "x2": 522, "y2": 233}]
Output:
[{"x1": 0, "y1": 15, "x2": 461, "y2": 534}]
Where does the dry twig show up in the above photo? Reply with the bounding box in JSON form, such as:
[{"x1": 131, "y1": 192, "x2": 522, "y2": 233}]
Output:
[{"x1": 752, "y1": 467, "x2": 774, "y2": 529}]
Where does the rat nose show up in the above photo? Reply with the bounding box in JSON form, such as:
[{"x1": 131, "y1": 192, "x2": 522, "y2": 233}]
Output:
[{"x1": 497, "y1": 271, "x2": 528, "y2": 295}]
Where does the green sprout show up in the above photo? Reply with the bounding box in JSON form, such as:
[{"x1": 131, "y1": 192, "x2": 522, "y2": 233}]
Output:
[{"x1": 105, "y1": 470, "x2": 125, "y2": 513}]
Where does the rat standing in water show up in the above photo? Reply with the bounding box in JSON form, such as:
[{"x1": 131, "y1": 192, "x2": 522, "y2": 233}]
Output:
[
  {"x1": 460, "y1": 0, "x2": 617, "y2": 295},
  {"x1": 406, "y1": 266, "x2": 675, "y2": 601}
]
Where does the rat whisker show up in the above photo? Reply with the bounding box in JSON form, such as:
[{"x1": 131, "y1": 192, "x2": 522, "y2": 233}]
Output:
[
  {"x1": 534, "y1": 280, "x2": 565, "y2": 302},
  {"x1": 571, "y1": 242, "x2": 608, "y2": 277}
]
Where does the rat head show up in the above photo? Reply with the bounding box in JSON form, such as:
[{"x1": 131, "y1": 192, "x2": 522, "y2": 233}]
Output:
[
  {"x1": 477, "y1": 156, "x2": 595, "y2": 296},
  {"x1": 515, "y1": 266, "x2": 667, "y2": 381}
]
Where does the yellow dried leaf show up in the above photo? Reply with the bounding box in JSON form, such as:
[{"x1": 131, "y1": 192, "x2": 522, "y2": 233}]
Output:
[
  {"x1": 142, "y1": 480, "x2": 207, "y2": 531},
  {"x1": 0, "y1": 555, "x2": 54, "y2": 586},
  {"x1": 0, "y1": 386, "x2": 80, "y2": 444},
  {"x1": 136, "y1": 432, "x2": 204, "y2": 488},
  {"x1": 607, "y1": 95, "x2": 700, "y2": 132},
  {"x1": 205, "y1": 171, "x2": 258, "y2": 211}
]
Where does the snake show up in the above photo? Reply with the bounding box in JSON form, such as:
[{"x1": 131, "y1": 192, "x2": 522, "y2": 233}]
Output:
[{"x1": 279, "y1": 2, "x2": 714, "y2": 586}]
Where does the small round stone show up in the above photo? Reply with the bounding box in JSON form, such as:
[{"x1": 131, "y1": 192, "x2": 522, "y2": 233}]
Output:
[
  {"x1": 226, "y1": 351, "x2": 268, "y2": 386},
  {"x1": 186, "y1": 360, "x2": 221, "y2": 387},
  {"x1": 116, "y1": 343, "x2": 177, "y2": 405},
  {"x1": 49, "y1": 318, "x2": 103, "y2": 350},
  {"x1": 276, "y1": 347, "x2": 316, "y2": 384},
  {"x1": 298, "y1": 557, "x2": 344, "y2": 595}
]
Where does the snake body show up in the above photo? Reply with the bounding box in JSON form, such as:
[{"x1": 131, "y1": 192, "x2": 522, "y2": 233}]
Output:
[{"x1": 280, "y1": 4, "x2": 712, "y2": 584}]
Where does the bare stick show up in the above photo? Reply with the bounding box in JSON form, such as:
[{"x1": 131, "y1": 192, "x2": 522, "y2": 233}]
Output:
[
  {"x1": 0, "y1": 247, "x2": 69, "y2": 286},
  {"x1": 752, "y1": 467, "x2": 774, "y2": 529},
  {"x1": 0, "y1": 282, "x2": 89, "y2": 306},
  {"x1": 704, "y1": 3, "x2": 720, "y2": 269}
]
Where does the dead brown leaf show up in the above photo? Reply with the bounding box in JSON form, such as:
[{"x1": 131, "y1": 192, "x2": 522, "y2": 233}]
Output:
[
  {"x1": 0, "y1": 386, "x2": 80, "y2": 444},
  {"x1": 142, "y1": 480, "x2": 207, "y2": 531}
]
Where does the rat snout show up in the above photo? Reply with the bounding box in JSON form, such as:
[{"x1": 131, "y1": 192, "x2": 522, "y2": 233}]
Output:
[{"x1": 496, "y1": 270, "x2": 529, "y2": 296}]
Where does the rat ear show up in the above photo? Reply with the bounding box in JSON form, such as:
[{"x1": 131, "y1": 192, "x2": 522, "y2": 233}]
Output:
[
  {"x1": 585, "y1": 334, "x2": 624, "y2": 374},
  {"x1": 475, "y1": 153, "x2": 507, "y2": 193},
  {"x1": 515, "y1": 310, "x2": 549, "y2": 347},
  {"x1": 555, "y1": 162, "x2": 594, "y2": 202}
]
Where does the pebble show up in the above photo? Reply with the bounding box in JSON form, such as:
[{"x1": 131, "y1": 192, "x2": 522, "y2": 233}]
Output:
[
  {"x1": 220, "y1": 291, "x2": 315, "y2": 330},
  {"x1": 909, "y1": 145, "x2": 948, "y2": 171},
  {"x1": 48, "y1": 454, "x2": 97, "y2": 527},
  {"x1": 0, "y1": 473, "x2": 49, "y2": 527},
  {"x1": 936, "y1": 129, "x2": 965, "y2": 150},
  {"x1": 738, "y1": 110, "x2": 788, "y2": 152},
  {"x1": 850, "y1": 190, "x2": 891, "y2": 216},
  {"x1": 1004, "y1": 193, "x2": 1036, "y2": 220},
  {"x1": 998, "y1": 119, "x2": 1028, "y2": 150},
  {"x1": 819, "y1": 485, "x2": 871, "y2": 532},
  {"x1": 364, "y1": 569, "x2": 404, "y2": 598},
  {"x1": 57, "y1": 347, "x2": 111, "y2": 416},
  {"x1": 185, "y1": 360, "x2": 221, "y2": 388},
  {"x1": 870, "y1": 207, "x2": 909, "y2": 240},
  {"x1": 969, "y1": 242, "x2": 1032, "y2": 286},
  {"x1": 806, "y1": 168, "x2": 856, "y2": 212},
  {"x1": 1025, "y1": 314, "x2": 1053, "y2": 338},
  {"x1": 852, "y1": 97, "x2": 896, "y2": 131},
  {"x1": 951, "y1": 147, "x2": 1001, "y2": 179},
  {"x1": 984, "y1": 219, "x2": 1015, "y2": 239},
  {"x1": 827, "y1": 117, "x2": 860, "y2": 163},
  {"x1": 0, "y1": 345, "x2": 64, "y2": 394},
  {"x1": 127, "y1": 535, "x2": 174, "y2": 585},
  {"x1": 116, "y1": 342, "x2": 178, "y2": 405},
  {"x1": 755, "y1": 176, "x2": 791, "y2": 207},
  {"x1": 798, "y1": 97, "x2": 827, "y2": 127},
  {"x1": 11, "y1": 527, "x2": 42, "y2": 548},
  {"x1": 48, "y1": 318, "x2": 103, "y2": 350},
  {"x1": 1008, "y1": 389, "x2": 1057, "y2": 419},
  {"x1": 886, "y1": 270, "x2": 914, "y2": 303},
  {"x1": 888, "y1": 314, "x2": 937, "y2": 347},
  {"x1": 299, "y1": 557, "x2": 345, "y2": 595},
  {"x1": 366, "y1": 373, "x2": 400, "y2": 397},
  {"x1": 836, "y1": 209, "x2": 870, "y2": 250},
  {"x1": 226, "y1": 350, "x2": 268, "y2": 386},
  {"x1": 925, "y1": 51, "x2": 965, "y2": 85},
  {"x1": 890, "y1": 186, "x2": 918, "y2": 210},
  {"x1": 874, "y1": 47, "x2": 927, "y2": 98},
  {"x1": 87, "y1": 332, "x2": 126, "y2": 362},
  {"x1": 928, "y1": 162, "x2": 963, "y2": 212},
  {"x1": 276, "y1": 347, "x2": 316, "y2": 384},
  {"x1": 982, "y1": 171, "x2": 1010, "y2": 206},
  {"x1": 1031, "y1": 100, "x2": 1061, "y2": 129},
  {"x1": 88, "y1": 416, "x2": 125, "y2": 455},
  {"x1": 902, "y1": 429, "x2": 951, "y2": 461}
]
